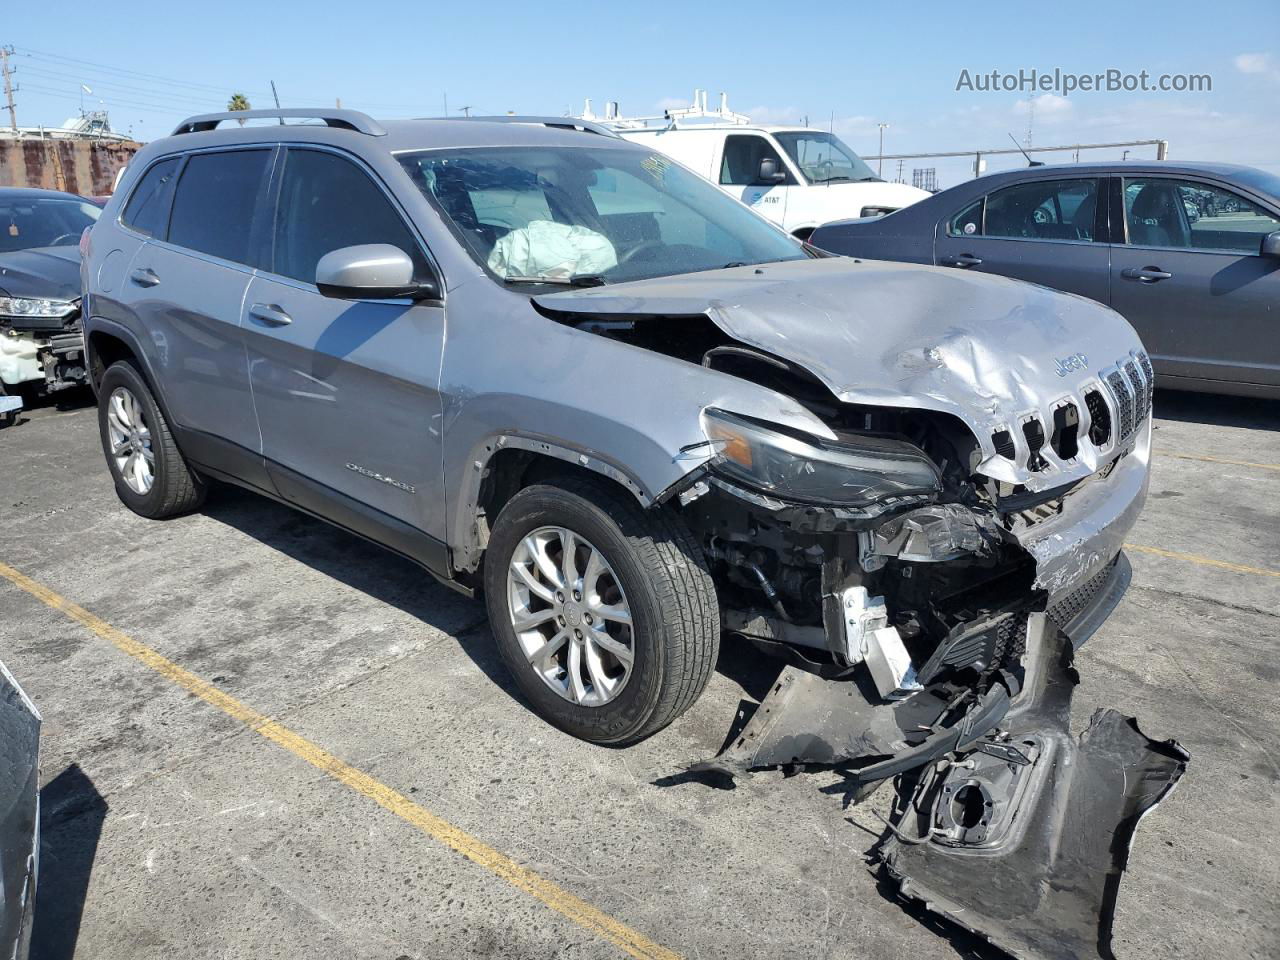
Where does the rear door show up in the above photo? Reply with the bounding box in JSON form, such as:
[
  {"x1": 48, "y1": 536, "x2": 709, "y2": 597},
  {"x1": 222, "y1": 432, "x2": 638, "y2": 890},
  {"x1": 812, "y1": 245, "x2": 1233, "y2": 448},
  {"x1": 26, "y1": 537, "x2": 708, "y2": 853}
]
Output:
[
  {"x1": 1109, "y1": 175, "x2": 1280, "y2": 387},
  {"x1": 934, "y1": 176, "x2": 1111, "y2": 304},
  {"x1": 717, "y1": 134, "x2": 790, "y2": 228},
  {"x1": 117, "y1": 148, "x2": 271, "y2": 477},
  {"x1": 243, "y1": 146, "x2": 448, "y2": 543}
]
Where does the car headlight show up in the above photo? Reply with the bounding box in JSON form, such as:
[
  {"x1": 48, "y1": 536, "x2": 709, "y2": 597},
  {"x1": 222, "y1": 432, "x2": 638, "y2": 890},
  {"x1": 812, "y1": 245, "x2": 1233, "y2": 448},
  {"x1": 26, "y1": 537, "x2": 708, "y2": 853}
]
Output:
[
  {"x1": 701, "y1": 408, "x2": 942, "y2": 507},
  {"x1": 0, "y1": 296, "x2": 77, "y2": 319}
]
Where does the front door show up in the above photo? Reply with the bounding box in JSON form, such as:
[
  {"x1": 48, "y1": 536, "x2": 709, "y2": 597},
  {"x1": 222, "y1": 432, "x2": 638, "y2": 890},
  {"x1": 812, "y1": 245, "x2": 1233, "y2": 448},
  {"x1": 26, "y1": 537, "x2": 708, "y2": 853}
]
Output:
[
  {"x1": 717, "y1": 134, "x2": 790, "y2": 228},
  {"x1": 242, "y1": 146, "x2": 448, "y2": 546},
  {"x1": 1109, "y1": 175, "x2": 1280, "y2": 387},
  {"x1": 934, "y1": 176, "x2": 1111, "y2": 305}
]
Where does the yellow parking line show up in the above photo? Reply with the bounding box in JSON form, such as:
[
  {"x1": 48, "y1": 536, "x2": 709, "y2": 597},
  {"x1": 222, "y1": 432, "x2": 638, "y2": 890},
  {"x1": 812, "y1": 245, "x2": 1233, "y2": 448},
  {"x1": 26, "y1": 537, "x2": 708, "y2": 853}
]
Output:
[
  {"x1": 1125, "y1": 544, "x2": 1280, "y2": 580},
  {"x1": 0, "y1": 560, "x2": 681, "y2": 960},
  {"x1": 1156, "y1": 451, "x2": 1280, "y2": 473}
]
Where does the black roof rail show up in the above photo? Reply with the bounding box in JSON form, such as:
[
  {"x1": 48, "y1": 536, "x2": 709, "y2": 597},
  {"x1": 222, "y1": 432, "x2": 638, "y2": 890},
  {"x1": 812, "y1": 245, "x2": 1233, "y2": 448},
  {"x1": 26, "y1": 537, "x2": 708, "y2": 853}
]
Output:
[
  {"x1": 172, "y1": 108, "x2": 386, "y2": 137},
  {"x1": 442, "y1": 115, "x2": 620, "y2": 139}
]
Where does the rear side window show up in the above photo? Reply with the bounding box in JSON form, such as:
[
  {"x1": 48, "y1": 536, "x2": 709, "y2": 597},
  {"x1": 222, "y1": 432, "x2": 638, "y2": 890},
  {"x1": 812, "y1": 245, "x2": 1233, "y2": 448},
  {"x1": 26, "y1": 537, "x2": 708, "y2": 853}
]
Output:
[
  {"x1": 168, "y1": 150, "x2": 271, "y2": 265},
  {"x1": 272, "y1": 149, "x2": 427, "y2": 284},
  {"x1": 121, "y1": 157, "x2": 180, "y2": 238},
  {"x1": 947, "y1": 198, "x2": 984, "y2": 236},
  {"x1": 983, "y1": 178, "x2": 1100, "y2": 241}
]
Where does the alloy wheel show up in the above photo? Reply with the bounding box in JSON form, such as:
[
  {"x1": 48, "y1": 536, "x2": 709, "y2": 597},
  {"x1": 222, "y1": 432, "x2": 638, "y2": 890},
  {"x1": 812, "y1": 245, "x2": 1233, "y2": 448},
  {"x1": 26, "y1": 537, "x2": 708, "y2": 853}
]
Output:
[{"x1": 506, "y1": 525, "x2": 635, "y2": 706}]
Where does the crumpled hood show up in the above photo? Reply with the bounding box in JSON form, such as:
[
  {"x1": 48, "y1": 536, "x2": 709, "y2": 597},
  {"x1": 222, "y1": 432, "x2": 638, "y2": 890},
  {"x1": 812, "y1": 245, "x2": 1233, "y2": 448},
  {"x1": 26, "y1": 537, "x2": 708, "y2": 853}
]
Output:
[
  {"x1": 535, "y1": 257, "x2": 1148, "y2": 486},
  {"x1": 0, "y1": 245, "x2": 82, "y2": 301}
]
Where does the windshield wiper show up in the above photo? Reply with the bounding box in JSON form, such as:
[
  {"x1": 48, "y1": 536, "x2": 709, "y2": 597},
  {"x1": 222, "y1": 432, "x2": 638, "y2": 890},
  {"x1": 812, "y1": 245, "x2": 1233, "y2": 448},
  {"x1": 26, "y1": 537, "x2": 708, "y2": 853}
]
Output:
[
  {"x1": 856, "y1": 175, "x2": 884, "y2": 183},
  {"x1": 810, "y1": 175, "x2": 853, "y2": 184},
  {"x1": 503, "y1": 274, "x2": 608, "y2": 287}
]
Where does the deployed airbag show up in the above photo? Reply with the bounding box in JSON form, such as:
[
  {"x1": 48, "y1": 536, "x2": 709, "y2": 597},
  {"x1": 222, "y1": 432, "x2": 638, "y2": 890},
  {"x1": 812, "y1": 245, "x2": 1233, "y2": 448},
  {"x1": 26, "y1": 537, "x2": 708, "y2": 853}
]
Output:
[{"x1": 487, "y1": 219, "x2": 617, "y2": 279}]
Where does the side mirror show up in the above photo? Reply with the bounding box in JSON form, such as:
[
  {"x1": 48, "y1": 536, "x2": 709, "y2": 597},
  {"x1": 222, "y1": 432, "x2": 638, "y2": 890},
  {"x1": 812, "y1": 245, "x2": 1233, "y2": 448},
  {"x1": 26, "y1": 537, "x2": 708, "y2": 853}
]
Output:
[
  {"x1": 757, "y1": 157, "x2": 787, "y2": 184},
  {"x1": 315, "y1": 244, "x2": 438, "y2": 300},
  {"x1": 1260, "y1": 231, "x2": 1280, "y2": 259}
]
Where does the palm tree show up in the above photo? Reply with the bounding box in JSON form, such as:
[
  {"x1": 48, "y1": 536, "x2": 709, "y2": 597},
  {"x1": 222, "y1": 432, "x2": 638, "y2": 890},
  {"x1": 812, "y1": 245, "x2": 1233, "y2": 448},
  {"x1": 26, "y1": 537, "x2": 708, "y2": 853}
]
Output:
[{"x1": 227, "y1": 93, "x2": 251, "y2": 125}]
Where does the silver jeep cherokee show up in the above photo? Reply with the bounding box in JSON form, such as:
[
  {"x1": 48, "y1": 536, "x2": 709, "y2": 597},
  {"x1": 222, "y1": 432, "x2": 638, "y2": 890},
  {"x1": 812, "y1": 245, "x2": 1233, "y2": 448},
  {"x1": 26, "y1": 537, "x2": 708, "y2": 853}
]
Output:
[{"x1": 83, "y1": 109, "x2": 1184, "y2": 953}]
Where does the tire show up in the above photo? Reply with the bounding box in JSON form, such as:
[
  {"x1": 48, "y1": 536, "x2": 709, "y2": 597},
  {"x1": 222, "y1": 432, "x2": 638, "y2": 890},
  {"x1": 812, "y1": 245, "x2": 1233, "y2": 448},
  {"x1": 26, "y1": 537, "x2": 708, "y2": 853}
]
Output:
[
  {"x1": 484, "y1": 475, "x2": 719, "y2": 746},
  {"x1": 97, "y1": 360, "x2": 205, "y2": 519}
]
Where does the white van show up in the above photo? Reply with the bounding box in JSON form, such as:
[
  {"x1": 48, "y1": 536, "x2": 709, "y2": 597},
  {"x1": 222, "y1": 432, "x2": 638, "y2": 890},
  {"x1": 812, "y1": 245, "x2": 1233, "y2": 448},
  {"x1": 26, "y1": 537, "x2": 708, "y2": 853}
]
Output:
[{"x1": 587, "y1": 92, "x2": 930, "y2": 239}]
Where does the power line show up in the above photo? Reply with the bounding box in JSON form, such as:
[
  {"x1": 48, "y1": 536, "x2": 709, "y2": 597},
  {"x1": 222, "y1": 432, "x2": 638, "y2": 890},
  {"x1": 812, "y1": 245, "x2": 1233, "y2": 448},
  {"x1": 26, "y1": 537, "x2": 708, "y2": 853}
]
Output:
[{"x1": 15, "y1": 46, "x2": 442, "y2": 114}]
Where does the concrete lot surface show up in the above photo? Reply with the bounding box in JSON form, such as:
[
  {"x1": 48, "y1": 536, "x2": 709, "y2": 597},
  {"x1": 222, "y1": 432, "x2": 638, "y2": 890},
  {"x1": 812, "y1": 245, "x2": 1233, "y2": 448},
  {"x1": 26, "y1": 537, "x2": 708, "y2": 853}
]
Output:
[{"x1": 1, "y1": 389, "x2": 1277, "y2": 960}]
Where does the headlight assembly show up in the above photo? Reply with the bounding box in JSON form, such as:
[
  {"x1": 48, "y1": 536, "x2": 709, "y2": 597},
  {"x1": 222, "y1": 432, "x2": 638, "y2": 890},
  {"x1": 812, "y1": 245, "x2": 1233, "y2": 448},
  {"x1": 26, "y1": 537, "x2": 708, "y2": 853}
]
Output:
[
  {"x1": 701, "y1": 408, "x2": 942, "y2": 507},
  {"x1": 0, "y1": 296, "x2": 77, "y2": 320}
]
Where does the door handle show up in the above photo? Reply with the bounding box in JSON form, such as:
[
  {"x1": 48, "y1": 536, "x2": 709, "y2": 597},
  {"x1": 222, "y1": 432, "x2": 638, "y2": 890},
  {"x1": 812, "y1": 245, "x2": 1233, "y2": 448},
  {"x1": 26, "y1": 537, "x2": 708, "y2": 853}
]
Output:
[
  {"x1": 1121, "y1": 266, "x2": 1173, "y2": 283},
  {"x1": 248, "y1": 303, "x2": 292, "y2": 326},
  {"x1": 942, "y1": 253, "x2": 983, "y2": 268},
  {"x1": 129, "y1": 267, "x2": 160, "y2": 287}
]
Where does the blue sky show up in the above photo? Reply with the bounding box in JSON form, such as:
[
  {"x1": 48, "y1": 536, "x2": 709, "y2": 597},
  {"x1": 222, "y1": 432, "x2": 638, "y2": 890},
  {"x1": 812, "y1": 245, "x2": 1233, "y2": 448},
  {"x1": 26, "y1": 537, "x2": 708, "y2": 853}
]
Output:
[{"x1": 9, "y1": 0, "x2": 1279, "y2": 185}]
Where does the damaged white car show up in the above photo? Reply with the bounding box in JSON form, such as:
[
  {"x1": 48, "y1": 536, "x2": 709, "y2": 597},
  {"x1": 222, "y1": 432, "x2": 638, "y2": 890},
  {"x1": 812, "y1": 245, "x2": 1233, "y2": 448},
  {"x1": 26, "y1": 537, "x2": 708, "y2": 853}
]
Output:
[
  {"x1": 0, "y1": 187, "x2": 98, "y2": 425},
  {"x1": 82, "y1": 112, "x2": 1186, "y2": 959}
]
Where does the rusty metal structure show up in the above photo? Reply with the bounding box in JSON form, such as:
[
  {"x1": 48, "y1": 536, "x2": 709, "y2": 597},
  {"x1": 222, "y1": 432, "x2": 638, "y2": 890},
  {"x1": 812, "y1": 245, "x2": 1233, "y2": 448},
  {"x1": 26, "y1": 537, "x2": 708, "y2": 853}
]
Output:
[{"x1": 0, "y1": 137, "x2": 140, "y2": 196}]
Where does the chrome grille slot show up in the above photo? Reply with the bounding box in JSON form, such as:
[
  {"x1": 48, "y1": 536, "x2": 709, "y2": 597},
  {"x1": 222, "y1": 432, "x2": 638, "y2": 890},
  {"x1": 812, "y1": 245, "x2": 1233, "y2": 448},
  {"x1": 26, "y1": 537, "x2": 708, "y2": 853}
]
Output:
[
  {"x1": 1139, "y1": 352, "x2": 1155, "y2": 403},
  {"x1": 1084, "y1": 389, "x2": 1111, "y2": 445},
  {"x1": 1106, "y1": 370, "x2": 1135, "y2": 439},
  {"x1": 1021, "y1": 418, "x2": 1047, "y2": 471},
  {"x1": 1124, "y1": 360, "x2": 1144, "y2": 422}
]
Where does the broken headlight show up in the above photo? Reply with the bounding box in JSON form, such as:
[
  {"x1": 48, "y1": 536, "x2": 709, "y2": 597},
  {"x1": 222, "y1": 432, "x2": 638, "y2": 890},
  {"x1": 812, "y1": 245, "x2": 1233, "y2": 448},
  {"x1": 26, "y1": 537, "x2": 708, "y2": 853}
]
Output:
[
  {"x1": 0, "y1": 296, "x2": 77, "y2": 320},
  {"x1": 701, "y1": 408, "x2": 941, "y2": 507}
]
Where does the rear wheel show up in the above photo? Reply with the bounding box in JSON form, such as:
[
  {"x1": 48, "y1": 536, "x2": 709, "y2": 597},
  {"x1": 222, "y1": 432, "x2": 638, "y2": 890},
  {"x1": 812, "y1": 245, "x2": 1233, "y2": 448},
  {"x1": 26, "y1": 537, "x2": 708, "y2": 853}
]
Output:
[
  {"x1": 97, "y1": 361, "x2": 205, "y2": 518},
  {"x1": 484, "y1": 475, "x2": 719, "y2": 745}
]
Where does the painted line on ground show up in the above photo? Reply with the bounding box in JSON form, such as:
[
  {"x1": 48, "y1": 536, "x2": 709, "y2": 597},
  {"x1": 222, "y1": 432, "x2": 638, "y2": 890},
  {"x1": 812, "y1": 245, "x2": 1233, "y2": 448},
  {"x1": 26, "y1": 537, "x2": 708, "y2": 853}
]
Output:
[
  {"x1": 1156, "y1": 451, "x2": 1280, "y2": 473},
  {"x1": 1125, "y1": 544, "x2": 1280, "y2": 580},
  {"x1": 0, "y1": 560, "x2": 681, "y2": 960}
]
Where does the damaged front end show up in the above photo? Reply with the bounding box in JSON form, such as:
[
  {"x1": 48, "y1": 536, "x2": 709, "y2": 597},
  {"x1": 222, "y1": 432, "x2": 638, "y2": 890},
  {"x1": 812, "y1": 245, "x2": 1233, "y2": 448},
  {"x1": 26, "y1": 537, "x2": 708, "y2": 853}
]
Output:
[{"x1": 535, "y1": 262, "x2": 1175, "y2": 956}]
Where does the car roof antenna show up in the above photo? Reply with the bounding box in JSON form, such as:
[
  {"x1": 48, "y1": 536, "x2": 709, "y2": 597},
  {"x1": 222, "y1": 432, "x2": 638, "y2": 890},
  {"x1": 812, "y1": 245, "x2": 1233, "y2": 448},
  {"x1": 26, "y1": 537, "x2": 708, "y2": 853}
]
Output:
[{"x1": 1009, "y1": 133, "x2": 1045, "y2": 167}]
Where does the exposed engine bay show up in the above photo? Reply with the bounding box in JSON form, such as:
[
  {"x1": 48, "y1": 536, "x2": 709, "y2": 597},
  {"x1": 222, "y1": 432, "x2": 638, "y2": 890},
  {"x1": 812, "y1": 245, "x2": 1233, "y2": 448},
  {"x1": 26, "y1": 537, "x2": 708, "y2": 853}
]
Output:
[{"x1": 540, "y1": 295, "x2": 1176, "y2": 960}]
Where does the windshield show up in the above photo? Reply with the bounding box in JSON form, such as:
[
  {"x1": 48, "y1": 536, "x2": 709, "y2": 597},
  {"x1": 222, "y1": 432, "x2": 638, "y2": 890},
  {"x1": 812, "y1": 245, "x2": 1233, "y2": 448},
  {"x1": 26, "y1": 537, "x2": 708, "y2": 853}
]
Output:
[
  {"x1": 0, "y1": 196, "x2": 100, "y2": 253},
  {"x1": 397, "y1": 145, "x2": 808, "y2": 285},
  {"x1": 773, "y1": 132, "x2": 880, "y2": 184}
]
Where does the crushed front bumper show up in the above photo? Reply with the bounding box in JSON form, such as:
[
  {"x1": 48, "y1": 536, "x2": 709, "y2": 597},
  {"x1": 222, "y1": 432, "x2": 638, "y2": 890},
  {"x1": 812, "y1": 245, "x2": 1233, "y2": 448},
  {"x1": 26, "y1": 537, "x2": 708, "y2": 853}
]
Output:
[{"x1": 1015, "y1": 419, "x2": 1150, "y2": 607}]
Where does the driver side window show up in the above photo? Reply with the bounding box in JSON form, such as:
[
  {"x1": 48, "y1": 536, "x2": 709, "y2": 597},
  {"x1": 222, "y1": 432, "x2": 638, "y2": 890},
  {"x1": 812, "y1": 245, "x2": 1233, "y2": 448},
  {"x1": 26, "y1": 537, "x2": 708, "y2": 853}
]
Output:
[{"x1": 719, "y1": 135, "x2": 790, "y2": 186}]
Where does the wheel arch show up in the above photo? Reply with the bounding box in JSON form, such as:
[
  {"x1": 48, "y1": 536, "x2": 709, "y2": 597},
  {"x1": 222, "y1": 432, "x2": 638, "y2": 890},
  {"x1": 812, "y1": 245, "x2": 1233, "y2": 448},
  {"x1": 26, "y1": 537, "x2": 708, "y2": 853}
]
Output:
[{"x1": 453, "y1": 435, "x2": 656, "y2": 575}]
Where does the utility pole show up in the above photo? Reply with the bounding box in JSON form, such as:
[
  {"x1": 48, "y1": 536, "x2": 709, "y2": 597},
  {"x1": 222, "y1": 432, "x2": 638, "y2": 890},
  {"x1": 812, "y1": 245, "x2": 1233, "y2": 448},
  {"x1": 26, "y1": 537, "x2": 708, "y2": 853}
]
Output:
[
  {"x1": 876, "y1": 123, "x2": 889, "y2": 177},
  {"x1": 1, "y1": 46, "x2": 18, "y2": 132},
  {"x1": 459, "y1": 105, "x2": 472, "y2": 117}
]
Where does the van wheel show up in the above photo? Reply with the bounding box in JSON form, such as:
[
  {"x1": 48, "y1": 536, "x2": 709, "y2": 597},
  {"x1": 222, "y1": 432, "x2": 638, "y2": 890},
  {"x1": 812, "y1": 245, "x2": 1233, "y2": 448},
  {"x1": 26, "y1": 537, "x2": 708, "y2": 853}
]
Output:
[
  {"x1": 97, "y1": 361, "x2": 205, "y2": 519},
  {"x1": 484, "y1": 476, "x2": 719, "y2": 746}
]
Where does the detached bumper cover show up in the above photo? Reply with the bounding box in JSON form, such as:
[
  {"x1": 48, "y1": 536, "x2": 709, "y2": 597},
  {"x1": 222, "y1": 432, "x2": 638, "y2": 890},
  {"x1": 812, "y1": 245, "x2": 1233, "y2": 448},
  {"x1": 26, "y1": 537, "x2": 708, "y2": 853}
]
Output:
[{"x1": 880, "y1": 625, "x2": 1189, "y2": 960}]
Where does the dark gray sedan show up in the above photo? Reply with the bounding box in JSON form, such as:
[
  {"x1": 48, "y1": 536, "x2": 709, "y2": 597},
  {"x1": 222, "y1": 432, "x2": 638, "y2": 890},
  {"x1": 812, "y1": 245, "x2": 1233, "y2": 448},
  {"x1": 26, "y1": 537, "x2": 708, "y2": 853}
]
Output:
[{"x1": 811, "y1": 162, "x2": 1280, "y2": 398}]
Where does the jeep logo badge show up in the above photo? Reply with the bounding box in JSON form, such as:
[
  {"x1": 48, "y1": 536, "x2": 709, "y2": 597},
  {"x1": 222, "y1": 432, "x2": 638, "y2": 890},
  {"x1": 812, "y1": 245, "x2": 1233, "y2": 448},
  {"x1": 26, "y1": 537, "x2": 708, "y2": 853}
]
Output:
[{"x1": 1054, "y1": 353, "x2": 1088, "y2": 378}]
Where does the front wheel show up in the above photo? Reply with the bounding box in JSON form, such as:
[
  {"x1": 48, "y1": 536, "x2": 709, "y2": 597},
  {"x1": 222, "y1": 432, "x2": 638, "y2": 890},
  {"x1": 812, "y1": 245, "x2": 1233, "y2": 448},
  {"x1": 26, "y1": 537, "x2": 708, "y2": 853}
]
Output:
[{"x1": 483, "y1": 476, "x2": 719, "y2": 745}]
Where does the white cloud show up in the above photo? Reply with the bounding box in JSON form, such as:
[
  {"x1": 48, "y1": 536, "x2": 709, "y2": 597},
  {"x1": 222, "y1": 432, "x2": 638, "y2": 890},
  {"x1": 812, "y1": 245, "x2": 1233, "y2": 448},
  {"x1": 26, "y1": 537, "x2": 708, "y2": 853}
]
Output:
[
  {"x1": 1234, "y1": 52, "x2": 1279, "y2": 80},
  {"x1": 1013, "y1": 93, "x2": 1073, "y2": 120}
]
